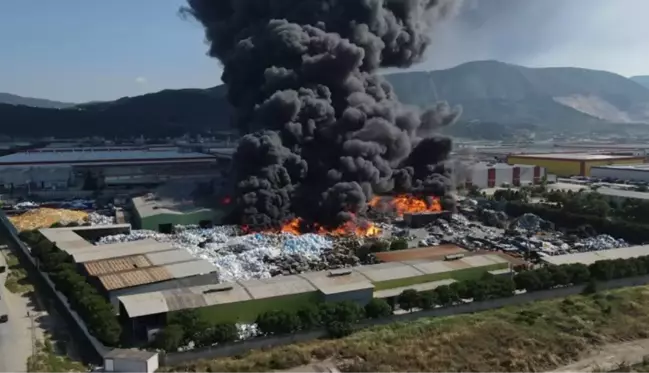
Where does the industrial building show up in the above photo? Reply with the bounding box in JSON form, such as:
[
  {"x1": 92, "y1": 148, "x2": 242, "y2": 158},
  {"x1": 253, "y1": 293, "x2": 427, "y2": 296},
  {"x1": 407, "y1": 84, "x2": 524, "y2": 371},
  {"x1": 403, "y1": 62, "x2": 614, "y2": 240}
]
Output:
[
  {"x1": 540, "y1": 245, "x2": 649, "y2": 266},
  {"x1": 458, "y1": 162, "x2": 546, "y2": 188},
  {"x1": 131, "y1": 182, "x2": 227, "y2": 232},
  {"x1": 118, "y1": 253, "x2": 511, "y2": 341},
  {"x1": 38, "y1": 225, "x2": 219, "y2": 310},
  {"x1": 0, "y1": 148, "x2": 223, "y2": 191},
  {"x1": 506, "y1": 153, "x2": 645, "y2": 177},
  {"x1": 591, "y1": 164, "x2": 649, "y2": 183}
]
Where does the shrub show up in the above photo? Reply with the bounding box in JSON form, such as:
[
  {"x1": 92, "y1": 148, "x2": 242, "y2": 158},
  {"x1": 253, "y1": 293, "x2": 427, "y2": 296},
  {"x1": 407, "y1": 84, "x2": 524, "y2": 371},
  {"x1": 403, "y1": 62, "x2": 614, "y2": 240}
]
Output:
[
  {"x1": 398, "y1": 289, "x2": 420, "y2": 311},
  {"x1": 364, "y1": 299, "x2": 393, "y2": 319},
  {"x1": 256, "y1": 310, "x2": 301, "y2": 336},
  {"x1": 153, "y1": 324, "x2": 184, "y2": 352}
]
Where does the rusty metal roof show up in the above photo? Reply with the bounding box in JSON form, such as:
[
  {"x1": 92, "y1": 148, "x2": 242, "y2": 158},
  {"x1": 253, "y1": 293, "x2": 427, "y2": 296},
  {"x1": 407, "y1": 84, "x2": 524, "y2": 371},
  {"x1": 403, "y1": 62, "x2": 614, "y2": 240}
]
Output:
[
  {"x1": 84, "y1": 255, "x2": 153, "y2": 276},
  {"x1": 98, "y1": 266, "x2": 173, "y2": 291}
]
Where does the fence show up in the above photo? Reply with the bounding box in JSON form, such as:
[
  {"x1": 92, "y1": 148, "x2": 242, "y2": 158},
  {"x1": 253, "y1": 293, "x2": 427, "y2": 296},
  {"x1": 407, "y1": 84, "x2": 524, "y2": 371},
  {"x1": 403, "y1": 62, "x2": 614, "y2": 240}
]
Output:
[
  {"x1": 0, "y1": 211, "x2": 106, "y2": 364},
  {"x1": 161, "y1": 273, "x2": 649, "y2": 366}
]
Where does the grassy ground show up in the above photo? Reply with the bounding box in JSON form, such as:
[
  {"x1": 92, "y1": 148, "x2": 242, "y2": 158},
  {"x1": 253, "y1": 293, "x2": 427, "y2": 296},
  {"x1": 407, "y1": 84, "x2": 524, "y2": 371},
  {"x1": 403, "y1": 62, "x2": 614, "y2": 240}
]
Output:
[
  {"x1": 26, "y1": 334, "x2": 87, "y2": 372},
  {"x1": 166, "y1": 285, "x2": 649, "y2": 372},
  {"x1": 1, "y1": 250, "x2": 33, "y2": 294}
]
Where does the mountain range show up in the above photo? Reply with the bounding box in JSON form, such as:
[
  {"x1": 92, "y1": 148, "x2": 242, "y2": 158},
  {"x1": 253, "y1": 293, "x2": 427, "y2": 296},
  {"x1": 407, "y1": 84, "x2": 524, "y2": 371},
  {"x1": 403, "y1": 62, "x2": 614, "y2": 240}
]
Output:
[{"x1": 2, "y1": 60, "x2": 649, "y2": 139}]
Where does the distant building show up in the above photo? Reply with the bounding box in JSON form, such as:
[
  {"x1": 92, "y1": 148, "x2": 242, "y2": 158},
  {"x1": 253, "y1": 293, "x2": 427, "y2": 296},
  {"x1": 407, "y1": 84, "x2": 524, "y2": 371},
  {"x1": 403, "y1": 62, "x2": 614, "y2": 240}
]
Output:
[
  {"x1": 456, "y1": 162, "x2": 546, "y2": 189},
  {"x1": 131, "y1": 181, "x2": 230, "y2": 232},
  {"x1": 0, "y1": 148, "x2": 223, "y2": 191},
  {"x1": 591, "y1": 164, "x2": 649, "y2": 183},
  {"x1": 506, "y1": 153, "x2": 645, "y2": 177}
]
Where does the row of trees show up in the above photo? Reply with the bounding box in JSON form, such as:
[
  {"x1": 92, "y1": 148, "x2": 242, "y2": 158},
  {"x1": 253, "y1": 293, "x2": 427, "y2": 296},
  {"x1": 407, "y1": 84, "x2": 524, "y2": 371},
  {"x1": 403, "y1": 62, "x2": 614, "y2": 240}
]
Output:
[
  {"x1": 494, "y1": 187, "x2": 649, "y2": 228},
  {"x1": 18, "y1": 230, "x2": 122, "y2": 346},
  {"x1": 153, "y1": 309, "x2": 239, "y2": 352},
  {"x1": 153, "y1": 299, "x2": 394, "y2": 352},
  {"x1": 394, "y1": 254, "x2": 649, "y2": 313}
]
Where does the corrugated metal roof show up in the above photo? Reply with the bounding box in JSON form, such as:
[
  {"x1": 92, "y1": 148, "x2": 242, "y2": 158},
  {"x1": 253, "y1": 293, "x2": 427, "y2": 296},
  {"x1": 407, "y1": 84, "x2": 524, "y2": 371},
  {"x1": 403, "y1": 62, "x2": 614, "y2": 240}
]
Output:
[
  {"x1": 0, "y1": 150, "x2": 215, "y2": 165},
  {"x1": 39, "y1": 225, "x2": 132, "y2": 255},
  {"x1": 118, "y1": 253, "x2": 511, "y2": 318},
  {"x1": 145, "y1": 249, "x2": 196, "y2": 266},
  {"x1": 119, "y1": 283, "x2": 252, "y2": 318},
  {"x1": 97, "y1": 259, "x2": 217, "y2": 291},
  {"x1": 164, "y1": 260, "x2": 218, "y2": 279},
  {"x1": 84, "y1": 255, "x2": 152, "y2": 276},
  {"x1": 118, "y1": 292, "x2": 169, "y2": 318},
  {"x1": 99, "y1": 266, "x2": 173, "y2": 291},
  {"x1": 240, "y1": 276, "x2": 317, "y2": 299},
  {"x1": 299, "y1": 269, "x2": 374, "y2": 295},
  {"x1": 354, "y1": 262, "x2": 425, "y2": 282},
  {"x1": 541, "y1": 245, "x2": 649, "y2": 266},
  {"x1": 72, "y1": 239, "x2": 174, "y2": 263}
]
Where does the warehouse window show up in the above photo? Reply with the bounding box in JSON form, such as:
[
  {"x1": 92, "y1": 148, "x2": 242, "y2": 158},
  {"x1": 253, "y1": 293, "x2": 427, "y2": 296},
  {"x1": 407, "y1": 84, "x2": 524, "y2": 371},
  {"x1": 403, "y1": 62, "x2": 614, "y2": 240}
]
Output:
[{"x1": 158, "y1": 223, "x2": 172, "y2": 234}]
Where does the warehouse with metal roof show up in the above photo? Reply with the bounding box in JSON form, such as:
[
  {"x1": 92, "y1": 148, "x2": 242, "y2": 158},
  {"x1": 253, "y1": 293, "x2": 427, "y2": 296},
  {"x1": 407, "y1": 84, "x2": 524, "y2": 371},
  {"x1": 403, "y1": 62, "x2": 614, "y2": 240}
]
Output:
[
  {"x1": 506, "y1": 152, "x2": 645, "y2": 177},
  {"x1": 38, "y1": 225, "x2": 219, "y2": 310},
  {"x1": 117, "y1": 253, "x2": 511, "y2": 341},
  {"x1": 0, "y1": 149, "x2": 221, "y2": 190},
  {"x1": 540, "y1": 245, "x2": 649, "y2": 266}
]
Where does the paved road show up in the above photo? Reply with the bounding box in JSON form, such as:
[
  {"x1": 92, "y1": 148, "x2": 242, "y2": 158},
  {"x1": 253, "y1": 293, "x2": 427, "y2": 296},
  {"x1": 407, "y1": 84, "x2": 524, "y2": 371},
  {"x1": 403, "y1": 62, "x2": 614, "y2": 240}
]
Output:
[{"x1": 0, "y1": 251, "x2": 43, "y2": 372}]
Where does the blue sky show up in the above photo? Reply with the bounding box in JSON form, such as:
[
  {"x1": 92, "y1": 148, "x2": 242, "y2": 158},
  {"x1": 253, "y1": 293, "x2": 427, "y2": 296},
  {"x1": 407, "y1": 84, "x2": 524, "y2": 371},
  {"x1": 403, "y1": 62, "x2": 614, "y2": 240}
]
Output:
[
  {"x1": 2, "y1": 0, "x2": 649, "y2": 103},
  {"x1": 0, "y1": 0, "x2": 222, "y2": 103}
]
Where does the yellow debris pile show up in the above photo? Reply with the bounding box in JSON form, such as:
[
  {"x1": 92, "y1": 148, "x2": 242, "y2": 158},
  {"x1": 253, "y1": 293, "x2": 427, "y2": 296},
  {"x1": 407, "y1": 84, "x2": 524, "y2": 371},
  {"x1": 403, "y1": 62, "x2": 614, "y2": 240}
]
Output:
[{"x1": 9, "y1": 208, "x2": 89, "y2": 232}]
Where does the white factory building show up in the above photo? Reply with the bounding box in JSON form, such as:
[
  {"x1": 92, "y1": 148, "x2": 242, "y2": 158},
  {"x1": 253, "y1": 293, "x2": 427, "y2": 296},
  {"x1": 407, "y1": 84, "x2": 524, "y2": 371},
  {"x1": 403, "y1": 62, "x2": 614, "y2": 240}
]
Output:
[
  {"x1": 455, "y1": 162, "x2": 546, "y2": 189},
  {"x1": 591, "y1": 164, "x2": 649, "y2": 183}
]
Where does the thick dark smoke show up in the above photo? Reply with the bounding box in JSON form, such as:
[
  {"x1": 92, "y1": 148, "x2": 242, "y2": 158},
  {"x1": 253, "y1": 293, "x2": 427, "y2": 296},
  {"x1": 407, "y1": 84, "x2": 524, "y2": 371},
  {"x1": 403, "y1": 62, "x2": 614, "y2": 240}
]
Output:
[{"x1": 183, "y1": 0, "x2": 463, "y2": 230}]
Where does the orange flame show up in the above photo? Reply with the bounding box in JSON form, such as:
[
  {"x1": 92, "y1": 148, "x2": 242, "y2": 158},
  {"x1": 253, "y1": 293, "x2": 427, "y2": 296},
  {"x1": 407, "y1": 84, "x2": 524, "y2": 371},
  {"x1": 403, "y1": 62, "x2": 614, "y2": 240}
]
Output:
[
  {"x1": 369, "y1": 194, "x2": 442, "y2": 217},
  {"x1": 276, "y1": 217, "x2": 381, "y2": 237}
]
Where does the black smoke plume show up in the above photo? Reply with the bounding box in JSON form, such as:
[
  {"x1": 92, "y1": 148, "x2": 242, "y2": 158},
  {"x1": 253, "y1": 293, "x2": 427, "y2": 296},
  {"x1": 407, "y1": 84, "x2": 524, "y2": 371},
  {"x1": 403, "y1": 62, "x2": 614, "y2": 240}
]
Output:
[{"x1": 183, "y1": 0, "x2": 463, "y2": 230}]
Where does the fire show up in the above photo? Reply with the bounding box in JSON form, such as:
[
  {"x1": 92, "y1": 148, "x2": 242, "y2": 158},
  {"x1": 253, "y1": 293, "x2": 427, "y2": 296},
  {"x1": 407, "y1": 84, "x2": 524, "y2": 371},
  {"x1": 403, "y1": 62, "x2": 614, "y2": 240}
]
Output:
[
  {"x1": 277, "y1": 217, "x2": 381, "y2": 237},
  {"x1": 369, "y1": 194, "x2": 442, "y2": 217}
]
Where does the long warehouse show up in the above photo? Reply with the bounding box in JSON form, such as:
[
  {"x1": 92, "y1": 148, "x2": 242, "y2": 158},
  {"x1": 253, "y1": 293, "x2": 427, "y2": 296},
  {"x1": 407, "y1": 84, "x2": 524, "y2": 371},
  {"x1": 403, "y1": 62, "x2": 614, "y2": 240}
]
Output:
[{"x1": 506, "y1": 153, "x2": 645, "y2": 177}]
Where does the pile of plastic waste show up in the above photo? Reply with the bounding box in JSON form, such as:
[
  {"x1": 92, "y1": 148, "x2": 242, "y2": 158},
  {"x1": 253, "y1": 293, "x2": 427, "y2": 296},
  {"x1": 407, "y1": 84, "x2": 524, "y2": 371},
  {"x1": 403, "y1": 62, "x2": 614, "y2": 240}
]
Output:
[
  {"x1": 576, "y1": 234, "x2": 627, "y2": 252},
  {"x1": 97, "y1": 226, "x2": 335, "y2": 282},
  {"x1": 87, "y1": 212, "x2": 115, "y2": 226}
]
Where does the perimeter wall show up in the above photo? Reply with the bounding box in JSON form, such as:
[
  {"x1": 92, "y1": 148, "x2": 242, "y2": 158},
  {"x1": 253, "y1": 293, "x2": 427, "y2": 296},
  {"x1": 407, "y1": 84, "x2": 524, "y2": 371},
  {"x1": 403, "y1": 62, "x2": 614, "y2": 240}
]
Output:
[{"x1": 161, "y1": 273, "x2": 649, "y2": 366}]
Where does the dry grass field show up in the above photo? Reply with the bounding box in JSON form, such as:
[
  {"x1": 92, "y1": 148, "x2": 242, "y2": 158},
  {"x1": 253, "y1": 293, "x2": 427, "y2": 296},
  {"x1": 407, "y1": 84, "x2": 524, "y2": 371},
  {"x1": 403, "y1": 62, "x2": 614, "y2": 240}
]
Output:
[{"x1": 166, "y1": 285, "x2": 649, "y2": 372}]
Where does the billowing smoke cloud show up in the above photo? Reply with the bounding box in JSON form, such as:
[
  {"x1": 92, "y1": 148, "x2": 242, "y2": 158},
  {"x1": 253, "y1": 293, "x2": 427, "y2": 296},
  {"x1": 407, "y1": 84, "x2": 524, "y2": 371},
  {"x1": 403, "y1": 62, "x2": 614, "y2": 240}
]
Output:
[{"x1": 183, "y1": 0, "x2": 462, "y2": 230}]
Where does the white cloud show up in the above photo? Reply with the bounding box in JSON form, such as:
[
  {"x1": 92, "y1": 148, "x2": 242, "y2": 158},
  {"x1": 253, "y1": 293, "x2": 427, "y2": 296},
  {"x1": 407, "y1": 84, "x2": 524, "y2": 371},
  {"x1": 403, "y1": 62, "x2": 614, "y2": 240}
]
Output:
[{"x1": 134, "y1": 76, "x2": 147, "y2": 85}]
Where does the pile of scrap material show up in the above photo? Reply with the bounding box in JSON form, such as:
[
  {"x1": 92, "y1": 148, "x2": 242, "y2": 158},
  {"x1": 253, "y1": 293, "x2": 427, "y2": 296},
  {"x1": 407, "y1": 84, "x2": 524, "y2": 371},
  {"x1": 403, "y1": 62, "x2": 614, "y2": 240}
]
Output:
[{"x1": 9, "y1": 208, "x2": 88, "y2": 232}]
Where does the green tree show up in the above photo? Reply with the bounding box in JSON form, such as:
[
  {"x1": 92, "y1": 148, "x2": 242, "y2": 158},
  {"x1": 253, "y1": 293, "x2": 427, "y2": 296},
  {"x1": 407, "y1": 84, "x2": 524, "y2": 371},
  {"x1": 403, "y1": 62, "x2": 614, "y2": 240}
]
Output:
[
  {"x1": 434, "y1": 285, "x2": 458, "y2": 306},
  {"x1": 153, "y1": 324, "x2": 184, "y2": 352},
  {"x1": 398, "y1": 289, "x2": 421, "y2": 311},
  {"x1": 169, "y1": 309, "x2": 209, "y2": 343},
  {"x1": 364, "y1": 299, "x2": 392, "y2": 319},
  {"x1": 256, "y1": 310, "x2": 301, "y2": 335},
  {"x1": 296, "y1": 305, "x2": 322, "y2": 330},
  {"x1": 418, "y1": 291, "x2": 437, "y2": 310},
  {"x1": 196, "y1": 322, "x2": 239, "y2": 347}
]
